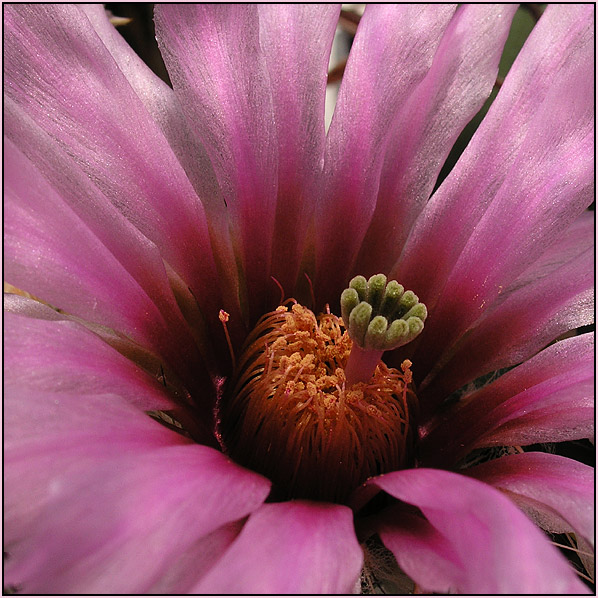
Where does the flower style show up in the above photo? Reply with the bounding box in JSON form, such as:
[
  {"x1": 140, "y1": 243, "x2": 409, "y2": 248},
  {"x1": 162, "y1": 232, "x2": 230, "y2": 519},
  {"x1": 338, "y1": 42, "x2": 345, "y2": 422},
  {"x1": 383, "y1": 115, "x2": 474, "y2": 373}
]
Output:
[{"x1": 3, "y1": 3, "x2": 594, "y2": 594}]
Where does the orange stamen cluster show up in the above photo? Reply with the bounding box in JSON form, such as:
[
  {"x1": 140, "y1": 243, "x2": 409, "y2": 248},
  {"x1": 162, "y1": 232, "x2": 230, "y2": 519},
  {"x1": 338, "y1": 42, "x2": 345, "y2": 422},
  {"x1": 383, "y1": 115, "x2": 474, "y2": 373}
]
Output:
[{"x1": 219, "y1": 302, "x2": 416, "y2": 503}]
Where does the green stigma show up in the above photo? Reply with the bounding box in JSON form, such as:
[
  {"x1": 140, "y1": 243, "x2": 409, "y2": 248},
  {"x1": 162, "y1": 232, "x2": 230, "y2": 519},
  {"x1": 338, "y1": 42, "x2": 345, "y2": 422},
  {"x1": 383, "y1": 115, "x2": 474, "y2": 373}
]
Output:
[{"x1": 341, "y1": 274, "x2": 427, "y2": 351}]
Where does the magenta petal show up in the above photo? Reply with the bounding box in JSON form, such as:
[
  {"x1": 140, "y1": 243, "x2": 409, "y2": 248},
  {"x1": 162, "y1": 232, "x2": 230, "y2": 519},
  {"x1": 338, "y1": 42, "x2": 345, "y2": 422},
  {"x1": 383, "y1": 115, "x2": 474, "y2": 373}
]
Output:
[
  {"x1": 194, "y1": 501, "x2": 363, "y2": 593},
  {"x1": 314, "y1": 4, "x2": 456, "y2": 301},
  {"x1": 155, "y1": 4, "x2": 279, "y2": 317},
  {"x1": 372, "y1": 468, "x2": 589, "y2": 593},
  {"x1": 420, "y1": 333, "x2": 594, "y2": 467},
  {"x1": 466, "y1": 452, "x2": 594, "y2": 547},
  {"x1": 356, "y1": 4, "x2": 517, "y2": 276},
  {"x1": 4, "y1": 313, "x2": 175, "y2": 411},
  {"x1": 398, "y1": 3, "x2": 593, "y2": 303},
  {"x1": 421, "y1": 211, "x2": 594, "y2": 402},
  {"x1": 5, "y1": 443, "x2": 270, "y2": 593},
  {"x1": 258, "y1": 5, "x2": 339, "y2": 293},
  {"x1": 3, "y1": 296, "x2": 178, "y2": 400}
]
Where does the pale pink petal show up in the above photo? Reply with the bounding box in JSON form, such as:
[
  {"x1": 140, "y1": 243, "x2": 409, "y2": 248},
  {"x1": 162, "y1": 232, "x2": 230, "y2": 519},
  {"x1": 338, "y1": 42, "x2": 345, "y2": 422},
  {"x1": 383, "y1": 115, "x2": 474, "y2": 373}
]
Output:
[
  {"x1": 4, "y1": 138, "x2": 210, "y2": 397},
  {"x1": 194, "y1": 501, "x2": 363, "y2": 593},
  {"x1": 420, "y1": 334, "x2": 594, "y2": 467},
  {"x1": 414, "y1": 57, "x2": 593, "y2": 378},
  {"x1": 155, "y1": 4, "x2": 278, "y2": 319},
  {"x1": 503, "y1": 210, "x2": 595, "y2": 289},
  {"x1": 3, "y1": 4, "x2": 224, "y2": 324},
  {"x1": 3, "y1": 103, "x2": 202, "y2": 351},
  {"x1": 314, "y1": 4, "x2": 456, "y2": 302},
  {"x1": 79, "y1": 3, "x2": 222, "y2": 202},
  {"x1": 395, "y1": 4, "x2": 594, "y2": 377},
  {"x1": 420, "y1": 212, "x2": 594, "y2": 404},
  {"x1": 3, "y1": 293, "x2": 66, "y2": 322},
  {"x1": 4, "y1": 313, "x2": 175, "y2": 411},
  {"x1": 466, "y1": 452, "x2": 594, "y2": 547},
  {"x1": 258, "y1": 5, "x2": 340, "y2": 293},
  {"x1": 5, "y1": 441, "x2": 270, "y2": 593},
  {"x1": 372, "y1": 469, "x2": 588, "y2": 593},
  {"x1": 355, "y1": 4, "x2": 517, "y2": 276}
]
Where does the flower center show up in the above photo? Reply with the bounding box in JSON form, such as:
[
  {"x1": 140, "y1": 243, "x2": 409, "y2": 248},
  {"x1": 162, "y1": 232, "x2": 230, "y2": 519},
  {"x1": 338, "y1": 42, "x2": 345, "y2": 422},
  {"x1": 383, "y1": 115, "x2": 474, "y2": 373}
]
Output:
[{"x1": 218, "y1": 275, "x2": 426, "y2": 503}]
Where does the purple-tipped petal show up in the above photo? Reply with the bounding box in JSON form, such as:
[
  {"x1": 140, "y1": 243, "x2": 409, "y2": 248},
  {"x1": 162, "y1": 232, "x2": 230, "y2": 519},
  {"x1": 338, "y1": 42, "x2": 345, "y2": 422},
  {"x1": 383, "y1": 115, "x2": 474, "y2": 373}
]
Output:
[
  {"x1": 421, "y1": 211, "x2": 594, "y2": 403},
  {"x1": 356, "y1": 4, "x2": 517, "y2": 276},
  {"x1": 372, "y1": 468, "x2": 589, "y2": 593},
  {"x1": 420, "y1": 333, "x2": 594, "y2": 467},
  {"x1": 193, "y1": 501, "x2": 363, "y2": 593},
  {"x1": 4, "y1": 313, "x2": 175, "y2": 411},
  {"x1": 258, "y1": 5, "x2": 339, "y2": 294},
  {"x1": 314, "y1": 4, "x2": 456, "y2": 302},
  {"x1": 466, "y1": 452, "x2": 594, "y2": 547},
  {"x1": 395, "y1": 4, "x2": 594, "y2": 377},
  {"x1": 3, "y1": 4, "x2": 223, "y2": 322},
  {"x1": 5, "y1": 440, "x2": 270, "y2": 593},
  {"x1": 155, "y1": 4, "x2": 278, "y2": 318}
]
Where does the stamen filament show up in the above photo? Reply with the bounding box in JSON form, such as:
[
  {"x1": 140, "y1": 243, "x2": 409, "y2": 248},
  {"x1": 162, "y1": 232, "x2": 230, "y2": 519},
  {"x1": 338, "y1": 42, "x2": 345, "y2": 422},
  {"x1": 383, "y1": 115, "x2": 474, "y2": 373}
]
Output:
[{"x1": 219, "y1": 309, "x2": 236, "y2": 371}]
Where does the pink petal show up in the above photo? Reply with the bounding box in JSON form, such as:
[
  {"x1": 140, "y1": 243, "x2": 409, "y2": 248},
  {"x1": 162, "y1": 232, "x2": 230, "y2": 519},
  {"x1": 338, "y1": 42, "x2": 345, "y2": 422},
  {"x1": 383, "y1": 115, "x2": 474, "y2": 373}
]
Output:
[
  {"x1": 154, "y1": 4, "x2": 279, "y2": 319},
  {"x1": 3, "y1": 295, "x2": 181, "y2": 399},
  {"x1": 147, "y1": 521, "x2": 243, "y2": 594},
  {"x1": 3, "y1": 4, "x2": 224, "y2": 323},
  {"x1": 5, "y1": 441, "x2": 270, "y2": 593},
  {"x1": 420, "y1": 211, "x2": 594, "y2": 404},
  {"x1": 420, "y1": 333, "x2": 594, "y2": 467},
  {"x1": 314, "y1": 4, "x2": 456, "y2": 302},
  {"x1": 79, "y1": 4, "x2": 223, "y2": 207},
  {"x1": 4, "y1": 387, "x2": 192, "y2": 550},
  {"x1": 4, "y1": 139, "x2": 169, "y2": 347},
  {"x1": 79, "y1": 4, "x2": 243, "y2": 326},
  {"x1": 3, "y1": 138, "x2": 210, "y2": 398},
  {"x1": 395, "y1": 4, "x2": 594, "y2": 377},
  {"x1": 4, "y1": 313, "x2": 176, "y2": 411},
  {"x1": 258, "y1": 5, "x2": 339, "y2": 294},
  {"x1": 194, "y1": 501, "x2": 363, "y2": 593},
  {"x1": 355, "y1": 4, "x2": 517, "y2": 276},
  {"x1": 372, "y1": 468, "x2": 589, "y2": 593},
  {"x1": 466, "y1": 452, "x2": 594, "y2": 547}
]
